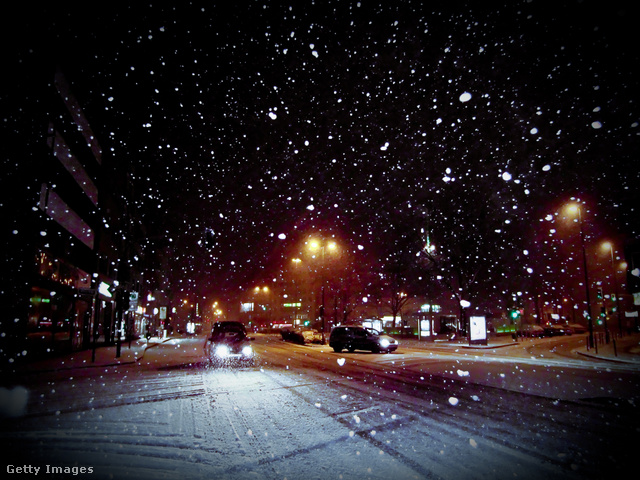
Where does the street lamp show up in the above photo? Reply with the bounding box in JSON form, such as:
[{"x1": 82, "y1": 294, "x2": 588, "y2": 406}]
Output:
[
  {"x1": 566, "y1": 202, "x2": 594, "y2": 349},
  {"x1": 291, "y1": 258, "x2": 301, "y2": 325},
  {"x1": 308, "y1": 239, "x2": 338, "y2": 343},
  {"x1": 253, "y1": 286, "x2": 270, "y2": 328},
  {"x1": 460, "y1": 299, "x2": 471, "y2": 340},
  {"x1": 602, "y1": 241, "x2": 623, "y2": 337}
]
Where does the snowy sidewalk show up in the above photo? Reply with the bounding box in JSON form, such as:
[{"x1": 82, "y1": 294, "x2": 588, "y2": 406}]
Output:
[
  {"x1": 16, "y1": 337, "x2": 173, "y2": 374},
  {"x1": 401, "y1": 333, "x2": 640, "y2": 365},
  {"x1": 573, "y1": 333, "x2": 640, "y2": 364}
]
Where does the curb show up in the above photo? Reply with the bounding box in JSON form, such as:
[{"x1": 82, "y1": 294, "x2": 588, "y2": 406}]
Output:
[
  {"x1": 460, "y1": 342, "x2": 519, "y2": 349},
  {"x1": 575, "y1": 350, "x2": 640, "y2": 365}
]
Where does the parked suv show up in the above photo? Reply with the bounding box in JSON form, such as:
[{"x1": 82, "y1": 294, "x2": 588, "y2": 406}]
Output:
[{"x1": 329, "y1": 325, "x2": 398, "y2": 353}]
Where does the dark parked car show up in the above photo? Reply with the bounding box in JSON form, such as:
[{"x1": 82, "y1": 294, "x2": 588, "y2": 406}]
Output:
[
  {"x1": 566, "y1": 323, "x2": 588, "y2": 334},
  {"x1": 517, "y1": 324, "x2": 545, "y2": 338},
  {"x1": 543, "y1": 324, "x2": 571, "y2": 336},
  {"x1": 204, "y1": 321, "x2": 255, "y2": 366},
  {"x1": 329, "y1": 325, "x2": 398, "y2": 353},
  {"x1": 280, "y1": 327, "x2": 323, "y2": 344}
]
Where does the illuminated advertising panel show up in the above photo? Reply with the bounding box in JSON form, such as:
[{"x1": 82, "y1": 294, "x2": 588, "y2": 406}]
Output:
[{"x1": 469, "y1": 316, "x2": 487, "y2": 344}]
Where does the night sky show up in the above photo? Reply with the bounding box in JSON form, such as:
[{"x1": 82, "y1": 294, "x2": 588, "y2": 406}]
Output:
[{"x1": 4, "y1": 1, "x2": 639, "y2": 302}]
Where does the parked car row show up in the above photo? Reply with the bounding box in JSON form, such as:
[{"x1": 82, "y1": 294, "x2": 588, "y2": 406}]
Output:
[
  {"x1": 329, "y1": 325, "x2": 398, "y2": 353},
  {"x1": 517, "y1": 323, "x2": 588, "y2": 337},
  {"x1": 280, "y1": 324, "x2": 399, "y2": 353},
  {"x1": 543, "y1": 324, "x2": 572, "y2": 336},
  {"x1": 565, "y1": 323, "x2": 588, "y2": 334},
  {"x1": 517, "y1": 324, "x2": 546, "y2": 337},
  {"x1": 280, "y1": 327, "x2": 323, "y2": 344}
]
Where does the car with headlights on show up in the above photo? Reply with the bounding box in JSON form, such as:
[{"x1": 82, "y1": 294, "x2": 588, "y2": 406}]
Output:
[
  {"x1": 329, "y1": 325, "x2": 398, "y2": 353},
  {"x1": 204, "y1": 321, "x2": 255, "y2": 366}
]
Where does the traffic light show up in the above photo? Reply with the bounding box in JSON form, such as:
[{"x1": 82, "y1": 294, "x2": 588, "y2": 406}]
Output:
[
  {"x1": 509, "y1": 308, "x2": 523, "y2": 320},
  {"x1": 596, "y1": 287, "x2": 603, "y2": 300}
]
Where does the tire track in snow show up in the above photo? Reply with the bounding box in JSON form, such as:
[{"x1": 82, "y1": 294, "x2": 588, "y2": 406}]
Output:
[
  {"x1": 20, "y1": 372, "x2": 207, "y2": 418},
  {"x1": 255, "y1": 364, "x2": 591, "y2": 480}
]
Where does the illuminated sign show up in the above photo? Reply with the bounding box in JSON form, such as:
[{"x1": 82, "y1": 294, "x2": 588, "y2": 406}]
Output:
[
  {"x1": 241, "y1": 302, "x2": 254, "y2": 312},
  {"x1": 98, "y1": 281, "x2": 112, "y2": 298},
  {"x1": 420, "y1": 319, "x2": 431, "y2": 337},
  {"x1": 419, "y1": 304, "x2": 441, "y2": 313},
  {"x1": 469, "y1": 316, "x2": 487, "y2": 343}
]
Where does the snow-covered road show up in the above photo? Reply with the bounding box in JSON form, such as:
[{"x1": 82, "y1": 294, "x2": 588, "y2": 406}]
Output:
[{"x1": 1, "y1": 335, "x2": 637, "y2": 480}]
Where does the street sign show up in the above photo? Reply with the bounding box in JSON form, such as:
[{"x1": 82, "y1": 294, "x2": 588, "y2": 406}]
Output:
[{"x1": 129, "y1": 292, "x2": 139, "y2": 311}]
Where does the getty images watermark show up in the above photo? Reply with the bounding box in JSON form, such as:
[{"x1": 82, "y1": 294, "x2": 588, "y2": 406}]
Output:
[{"x1": 7, "y1": 465, "x2": 94, "y2": 475}]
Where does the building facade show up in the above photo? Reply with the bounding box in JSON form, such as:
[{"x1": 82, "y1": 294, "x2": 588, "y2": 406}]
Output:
[{"x1": 1, "y1": 66, "x2": 148, "y2": 370}]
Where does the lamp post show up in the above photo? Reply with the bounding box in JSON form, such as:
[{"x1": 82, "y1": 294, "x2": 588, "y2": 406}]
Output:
[
  {"x1": 309, "y1": 239, "x2": 337, "y2": 344},
  {"x1": 460, "y1": 299, "x2": 471, "y2": 343},
  {"x1": 253, "y1": 286, "x2": 270, "y2": 329},
  {"x1": 602, "y1": 241, "x2": 623, "y2": 337},
  {"x1": 566, "y1": 202, "x2": 594, "y2": 349},
  {"x1": 291, "y1": 258, "x2": 301, "y2": 326}
]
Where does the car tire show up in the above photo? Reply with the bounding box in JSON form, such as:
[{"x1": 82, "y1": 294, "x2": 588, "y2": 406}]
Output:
[
  {"x1": 332, "y1": 344, "x2": 343, "y2": 353},
  {"x1": 347, "y1": 345, "x2": 356, "y2": 353}
]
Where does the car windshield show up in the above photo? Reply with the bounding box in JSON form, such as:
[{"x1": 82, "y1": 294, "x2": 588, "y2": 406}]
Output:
[{"x1": 211, "y1": 323, "x2": 246, "y2": 339}]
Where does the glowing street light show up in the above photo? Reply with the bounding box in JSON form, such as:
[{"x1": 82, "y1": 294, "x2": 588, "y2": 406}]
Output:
[
  {"x1": 602, "y1": 241, "x2": 624, "y2": 337},
  {"x1": 291, "y1": 258, "x2": 302, "y2": 325},
  {"x1": 308, "y1": 238, "x2": 339, "y2": 343},
  {"x1": 565, "y1": 201, "x2": 594, "y2": 349},
  {"x1": 250, "y1": 286, "x2": 271, "y2": 328},
  {"x1": 309, "y1": 240, "x2": 336, "y2": 256}
]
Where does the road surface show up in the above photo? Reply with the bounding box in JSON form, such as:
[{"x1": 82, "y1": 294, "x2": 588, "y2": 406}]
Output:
[{"x1": 1, "y1": 334, "x2": 638, "y2": 480}]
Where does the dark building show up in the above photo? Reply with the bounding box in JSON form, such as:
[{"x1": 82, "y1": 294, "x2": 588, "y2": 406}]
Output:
[
  {"x1": 1, "y1": 65, "x2": 148, "y2": 372},
  {"x1": 33, "y1": 70, "x2": 104, "y2": 352}
]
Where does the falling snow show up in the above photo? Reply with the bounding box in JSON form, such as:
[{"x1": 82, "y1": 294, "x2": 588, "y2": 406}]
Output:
[
  {"x1": 1, "y1": 0, "x2": 633, "y2": 300},
  {"x1": 1, "y1": 3, "x2": 639, "y2": 477}
]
